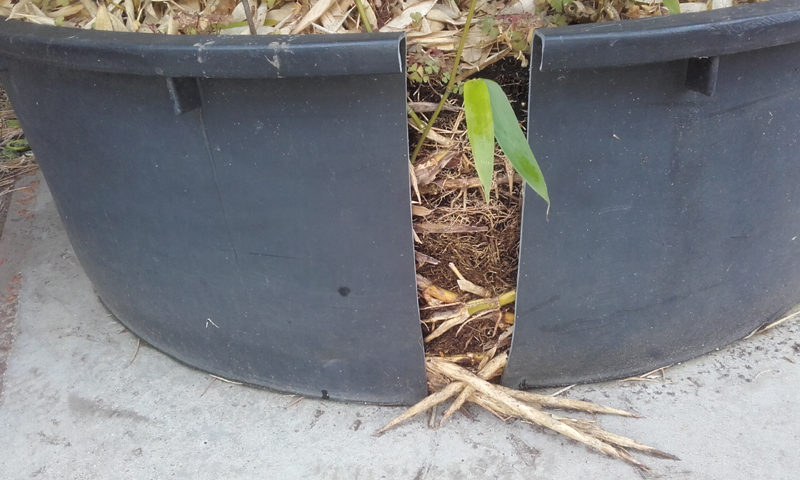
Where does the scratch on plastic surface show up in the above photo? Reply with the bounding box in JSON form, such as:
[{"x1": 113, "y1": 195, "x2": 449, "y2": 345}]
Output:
[
  {"x1": 598, "y1": 205, "x2": 632, "y2": 215},
  {"x1": 194, "y1": 40, "x2": 215, "y2": 64}
]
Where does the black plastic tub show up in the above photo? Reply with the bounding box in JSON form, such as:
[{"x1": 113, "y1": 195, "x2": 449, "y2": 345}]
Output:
[
  {"x1": 506, "y1": 0, "x2": 800, "y2": 389},
  {"x1": 2, "y1": 0, "x2": 800, "y2": 403},
  {"x1": 0, "y1": 21, "x2": 426, "y2": 404}
]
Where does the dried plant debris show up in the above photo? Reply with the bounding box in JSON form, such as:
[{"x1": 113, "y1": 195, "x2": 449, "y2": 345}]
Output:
[
  {"x1": 745, "y1": 306, "x2": 800, "y2": 339},
  {"x1": 410, "y1": 100, "x2": 522, "y2": 358},
  {"x1": 0, "y1": 89, "x2": 36, "y2": 197},
  {"x1": 377, "y1": 352, "x2": 678, "y2": 473}
]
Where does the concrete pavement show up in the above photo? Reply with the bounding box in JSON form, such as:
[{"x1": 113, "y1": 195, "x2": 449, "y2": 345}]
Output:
[{"x1": 0, "y1": 172, "x2": 798, "y2": 479}]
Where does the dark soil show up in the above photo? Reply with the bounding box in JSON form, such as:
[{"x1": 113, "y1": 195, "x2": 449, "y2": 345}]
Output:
[{"x1": 411, "y1": 56, "x2": 530, "y2": 358}]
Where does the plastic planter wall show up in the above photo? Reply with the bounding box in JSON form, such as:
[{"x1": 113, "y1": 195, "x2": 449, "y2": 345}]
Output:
[
  {"x1": 506, "y1": 0, "x2": 800, "y2": 389},
  {"x1": 0, "y1": 23, "x2": 426, "y2": 404},
  {"x1": 2, "y1": 0, "x2": 800, "y2": 404}
]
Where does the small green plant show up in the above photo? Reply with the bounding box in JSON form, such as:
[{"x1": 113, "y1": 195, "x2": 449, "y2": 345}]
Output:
[
  {"x1": 480, "y1": 17, "x2": 500, "y2": 40},
  {"x1": 440, "y1": 72, "x2": 464, "y2": 95},
  {"x1": 549, "y1": 0, "x2": 564, "y2": 13},
  {"x1": 463, "y1": 79, "x2": 549, "y2": 212},
  {"x1": 3, "y1": 139, "x2": 30, "y2": 159},
  {"x1": 410, "y1": 12, "x2": 424, "y2": 29},
  {"x1": 663, "y1": 0, "x2": 681, "y2": 14},
  {"x1": 408, "y1": 59, "x2": 441, "y2": 83}
]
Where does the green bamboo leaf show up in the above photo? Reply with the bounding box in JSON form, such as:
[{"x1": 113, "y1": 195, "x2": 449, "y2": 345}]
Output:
[
  {"x1": 663, "y1": 0, "x2": 680, "y2": 14},
  {"x1": 464, "y1": 79, "x2": 495, "y2": 202},
  {"x1": 481, "y1": 79, "x2": 549, "y2": 212}
]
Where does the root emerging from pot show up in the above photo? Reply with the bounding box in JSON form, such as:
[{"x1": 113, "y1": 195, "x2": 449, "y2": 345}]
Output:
[{"x1": 377, "y1": 352, "x2": 679, "y2": 474}]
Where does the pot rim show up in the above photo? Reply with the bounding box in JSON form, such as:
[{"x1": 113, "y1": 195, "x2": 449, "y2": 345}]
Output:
[
  {"x1": 0, "y1": 18, "x2": 405, "y2": 79},
  {"x1": 535, "y1": 0, "x2": 800, "y2": 71}
]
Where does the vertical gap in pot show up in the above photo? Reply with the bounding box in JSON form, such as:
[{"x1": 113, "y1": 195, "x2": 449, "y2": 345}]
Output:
[{"x1": 412, "y1": 55, "x2": 530, "y2": 368}]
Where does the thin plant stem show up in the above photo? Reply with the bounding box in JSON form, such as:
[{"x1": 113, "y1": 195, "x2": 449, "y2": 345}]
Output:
[
  {"x1": 355, "y1": 0, "x2": 373, "y2": 33},
  {"x1": 407, "y1": 105, "x2": 423, "y2": 129},
  {"x1": 239, "y1": 0, "x2": 257, "y2": 35},
  {"x1": 467, "y1": 290, "x2": 516, "y2": 316},
  {"x1": 409, "y1": 0, "x2": 478, "y2": 164}
]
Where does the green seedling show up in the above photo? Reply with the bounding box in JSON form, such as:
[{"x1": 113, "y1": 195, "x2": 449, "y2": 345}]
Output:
[
  {"x1": 480, "y1": 17, "x2": 500, "y2": 40},
  {"x1": 663, "y1": 0, "x2": 681, "y2": 14},
  {"x1": 463, "y1": 79, "x2": 549, "y2": 212},
  {"x1": 3, "y1": 138, "x2": 30, "y2": 159},
  {"x1": 410, "y1": 12, "x2": 424, "y2": 29},
  {"x1": 441, "y1": 73, "x2": 464, "y2": 95}
]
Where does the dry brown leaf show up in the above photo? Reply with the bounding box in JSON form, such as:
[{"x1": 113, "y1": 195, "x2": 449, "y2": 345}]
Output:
[
  {"x1": 409, "y1": 159, "x2": 421, "y2": 204},
  {"x1": 408, "y1": 119, "x2": 454, "y2": 146},
  {"x1": 291, "y1": 0, "x2": 336, "y2": 34},
  {"x1": 230, "y1": 2, "x2": 248, "y2": 22},
  {"x1": 423, "y1": 308, "x2": 470, "y2": 342},
  {"x1": 45, "y1": 3, "x2": 85, "y2": 18},
  {"x1": 108, "y1": 7, "x2": 129, "y2": 32},
  {"x1": 414, "y1": 250, "x2": 439, "y2": 267},
  {"x1": 414, "y1": 149, "x2": 457, "y2": 186},
  {"x1": 449, "y1": 262, "x2": 493, "y2": 298},
  {"x1": 267, "y1": 4, "x2": 298, "y2": 24},
  {"x1": 441, "y1": 0, "x2": 461, "y2": 13},
  {"x1": 426, "y1": 7, "x2": 464, "y2": 26},
  {"x1": 8, "y1": 0, "x2": 56, "y2": 26},
  {"x1": 255, "y1": 2, "x2": 270, "y2": 27},
  {"x1": 461, "y1": 29, "x2": 490, "y2": 66},
  {"x1": 407, "y1": 30, "x2": 457, "y2": 50},
  {"x1": 412, "y1": 205, "x2": 434, "y2": 217},
  {"x1": 321, "y1": 1, "x2": 352, "y2": 32},
  {"x1": 681, "y1": 2, "x2": 710, "y2": 12},
  {"x1": 216, "y1": 0, "x2": 238, "y2": 15},
  {"x1": 422, "y1": 305, "x2": 467, "y2": 324},
  {"x1": 79, "y1": 0, "x2": 98, "y2": 17},
  {"x1": 427, "y1": 19, "x2": 445, "y2": 33},
  {"x1": 183, "y1": 0, "x2": 202, "y2": 12},
  {"x1": 416, "y1": 274, "x2": 460, "y2": 303},
  {"x1": 456, "y1": 279, "x2": 492, "y2": 298},
  {"x1": 500, "y1": 0, "x2": 536, "y2": 15},
  {"x1": 379, "y1": 0, "x2": 438, "y2": 32},
  {"x1": 94, "y1": 2, "x2": 114, "y2": 31}
]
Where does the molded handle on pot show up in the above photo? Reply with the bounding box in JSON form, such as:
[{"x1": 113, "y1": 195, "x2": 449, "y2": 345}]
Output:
[
  {"x1": 166, "y1": 77, "x2": 201, "y2": 115},
  {"x1": 534, "y1": 0, "x2": 800, "y2": 72},
  {"x1": 0, "y1": 18, "x2": 406, "y2": 79}
]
